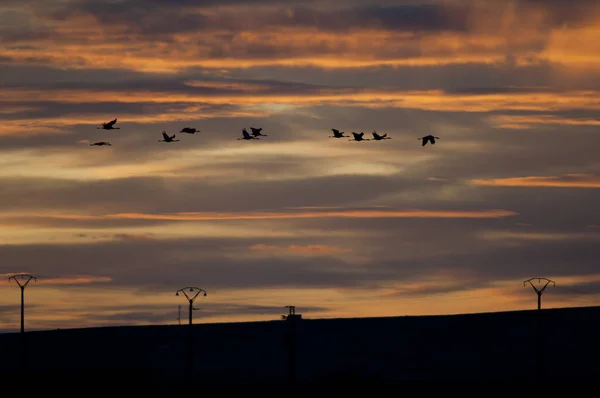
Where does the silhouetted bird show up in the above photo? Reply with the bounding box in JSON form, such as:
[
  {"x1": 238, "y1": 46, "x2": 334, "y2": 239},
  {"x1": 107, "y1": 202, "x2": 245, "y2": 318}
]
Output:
[
  {"x1": 349, "y1": 132, "x2": 369, "y2": 141},
  {"x1": 97, "y1": 118, "x2": 120, "y2": 130},
  {"x1": 329, "y1": 129, "x2": 346, "y2": 138},
  {"x1": 90, "y1": 141, "x2": 111, "y2": 146},
  {"x1": 419, "y1": 134, "x2": 440, "y2": 146},
  {"x1": 180, "y1": 127, "x2": 199, "y2": 134},
  {"x1": 158, "y1": 131, "x2": 179, "y2": 142},
  {"x1": 250, "y1": 127, "x2": 267, "y2": 137},
  {"x1": 238, "y1": 128, "x2": 258, "y2": 140},
  {"x1": 371, "y1": 131, "x2": 391, "y2": 140}
]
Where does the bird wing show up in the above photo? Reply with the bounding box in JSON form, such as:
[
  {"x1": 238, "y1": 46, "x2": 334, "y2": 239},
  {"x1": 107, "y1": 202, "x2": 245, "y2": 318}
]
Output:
[
  {"x1": 107, "y1": 118, "x2": 117, "y2": 127},
  {"x1": 352, "y1": 132, "x2": 360, "y2": 139},
  {"x1": 332, "y1": 128, "x2": 340, "y2": 135},
  {"x1": 242, "y1": 130, "x2": 250, "y2": 138},
  {"x1": 422, "y1": 137, "x2": 427, "y2": 146},
  {"x1": 372, "y1": 132, "x2": 380, "y2": 139},
  {"x1": 430, "y1": 137, "x2": 436, "y2": 144},
  {"x1": 162, "y1": 131, "x2": 169, "y2": 140}
]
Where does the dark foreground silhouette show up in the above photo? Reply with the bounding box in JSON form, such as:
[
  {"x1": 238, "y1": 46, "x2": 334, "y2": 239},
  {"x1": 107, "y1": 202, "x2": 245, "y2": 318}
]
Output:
[{"x1": 0, "y1": 306, "x2": 599, "y2": 391}]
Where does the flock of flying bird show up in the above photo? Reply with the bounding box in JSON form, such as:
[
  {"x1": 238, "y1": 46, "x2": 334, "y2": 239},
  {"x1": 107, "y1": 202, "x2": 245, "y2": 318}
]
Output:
[{"x1": 90, "y1": 119, "x2": 441, "y2": 147}]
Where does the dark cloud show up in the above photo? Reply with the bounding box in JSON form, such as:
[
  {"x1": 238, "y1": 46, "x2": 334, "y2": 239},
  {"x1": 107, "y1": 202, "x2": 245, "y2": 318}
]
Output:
[{"x1": 0, "y1": 174, "x2": 432, "y2": 214}]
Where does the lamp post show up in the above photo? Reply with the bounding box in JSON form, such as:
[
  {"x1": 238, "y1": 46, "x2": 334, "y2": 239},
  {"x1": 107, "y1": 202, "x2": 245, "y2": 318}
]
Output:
[
  {"x1": 175, "y1": 287, "x2": 207, "y2": 326},
  {"x1": 9, "y1": 273, "x2": 37, "y2": 334}
]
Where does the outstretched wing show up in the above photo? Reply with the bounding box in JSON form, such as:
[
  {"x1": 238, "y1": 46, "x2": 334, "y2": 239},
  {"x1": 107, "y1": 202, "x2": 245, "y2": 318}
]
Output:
[
  {"x1": 242, "y1": 129, "x2": 250, "y2": 138},
  {"x1": 352, "y1": 132, "x2": 360, "y2": 139},
  {"x1": 107, "y1": 118, "x2": 117, "y2": 127},
  {"x1": 332, "y1": 128, "x2": 340, "y2": 135},
  {"x1": 372, "y1": 131, "x2": 381, "y2": 139},
  {"x1": 162, "y1": 131, "x2": 169, "y2": 140}
]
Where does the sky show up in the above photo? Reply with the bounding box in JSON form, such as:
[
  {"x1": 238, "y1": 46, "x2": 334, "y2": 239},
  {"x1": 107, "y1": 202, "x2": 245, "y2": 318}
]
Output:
[{"x1": 0, "y1": 0, "x2": 599, "y2": 332}]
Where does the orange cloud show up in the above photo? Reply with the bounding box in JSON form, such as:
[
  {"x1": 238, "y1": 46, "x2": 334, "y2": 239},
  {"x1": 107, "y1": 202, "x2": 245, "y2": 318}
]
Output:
[
  {"x1": 470, "y1": 174, "x2": 600, "y2": 188},
  {"x1": 249, "y1": 244, "x2": 351, "y2": 255},
  {"x1": 2, "y1": 88, "x2": 600, "y2": 134},
  {"x1": 0, "y1": 274, "x2": 111, "y2": 286},
  {"x1": 11, "y1": 208, "x2": 518, "y2": 222},
  {"x1": 1, "y1": 1, "x2": 600, "y2": 74},
  {"x1": 490, "y1": 115, "x2": 600, "y2": 129}
]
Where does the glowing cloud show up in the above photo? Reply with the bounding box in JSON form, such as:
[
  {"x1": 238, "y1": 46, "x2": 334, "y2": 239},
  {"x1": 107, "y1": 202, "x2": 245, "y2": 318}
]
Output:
[
  {"x1": 470, "y1": 174, "x2": 600, "y2": 188},
  {"x1": 249, "y1": 244, "x2": 352, "y2": 255}
]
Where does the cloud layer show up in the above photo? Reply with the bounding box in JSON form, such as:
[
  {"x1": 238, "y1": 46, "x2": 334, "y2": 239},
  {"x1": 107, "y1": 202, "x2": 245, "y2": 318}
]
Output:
[{"x1": 0, "y1": 0, "x2": 599, "y2": 332}]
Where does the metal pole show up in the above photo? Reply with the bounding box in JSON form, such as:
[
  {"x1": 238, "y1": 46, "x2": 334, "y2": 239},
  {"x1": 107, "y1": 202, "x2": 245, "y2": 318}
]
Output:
[
  {"x1": 20, "y1": 286, "x2": 25, "y2": 333},
  {"x1": 9, "y1": 273, "x2": 37, "y2": 372},
  {"x1": 523, "y1": 278, "x2": 554, "y2": 379},
  {"x1": 175, "y1": 287, "x2": 207, "y2": 385}
]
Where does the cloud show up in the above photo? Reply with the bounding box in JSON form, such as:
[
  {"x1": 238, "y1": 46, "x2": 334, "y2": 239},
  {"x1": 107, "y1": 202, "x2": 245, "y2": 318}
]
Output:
[
  {"x1": 249, "y1": 243, "x2": 352, "y2": 255},
  {"x1": 1, "y1": 0, "x2": 599, "y2": 73},
  {"x1": 470, "y1": 174, "x2": 600, "y2": 188},
  {"x1": 0, "y1": 273, "x2": 111, "y2": 286},
  {"x1": 27, "y1": 208, "x2": 517, "y2": 222}
]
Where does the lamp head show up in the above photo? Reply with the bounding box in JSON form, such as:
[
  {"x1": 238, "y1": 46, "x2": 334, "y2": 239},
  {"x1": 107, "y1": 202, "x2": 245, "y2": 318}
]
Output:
[{"x1": 175, "y1": 291, "x2": 179, "y2": 296}]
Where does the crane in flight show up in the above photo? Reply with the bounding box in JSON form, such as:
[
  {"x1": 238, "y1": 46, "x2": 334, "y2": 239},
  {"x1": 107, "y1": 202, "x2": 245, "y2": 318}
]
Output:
[
  {"x1": 349, "y1": 132, "x2": 369, "y2": 141},
  {"x1": 371, "y1": 131, "x2": 391, "y2": 140},
  {"x1": 250, "y1": 127, "x2": 267, "y2": 137},
  {"x1": 180, "y1": 127, "x2": 199, "y2": 134},
  {"x1": 97, "y1": 118, "x2": 120, "y2": 130},
  {"x1": 238, "y1": 128, "x2": 258, "y2": 140},
  {"x1": 329, "y1": 129, "x2": 346, "y2": 138},
  {"x1": 158, "y1": 131, "x2": 180, "y2": 142},
  {"x1": 419, "y1": 134, "x2": 440, "y2": 146},
  {"x1": 90, "y1": 141, "x2": 112, "y2": 146}
]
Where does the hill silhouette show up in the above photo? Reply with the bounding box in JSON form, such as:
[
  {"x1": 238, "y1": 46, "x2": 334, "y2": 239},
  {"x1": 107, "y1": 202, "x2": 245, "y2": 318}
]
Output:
[{"x1": 1, "y1": 306, "x2": 599, "y2": 391}]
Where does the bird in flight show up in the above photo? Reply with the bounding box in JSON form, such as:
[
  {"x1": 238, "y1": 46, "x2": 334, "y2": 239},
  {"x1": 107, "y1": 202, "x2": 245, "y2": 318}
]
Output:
[
  {"x1": 371, "y1": 131, "x2": 391, "y2": 140},
  {"x1": 349, "y1": 132, "x2": 369, "y2": 141},
  {"x1": 238, "y1": 128, "x2": 258, "y2": 140},
  {"x1": 158, "y1": 131, "x2": 180, "y2": 142},
  {"x1": 90, "y1": 141, "x2": 112, "y2": 146},
  {"x1": 250, "y1": 127, "x2": 267, "y2": 137},
  {"x1": 98, "y1": 118, "x2": 120, "y2": 130},
  {"x1": 180, "y1": 127, "x2": 199, "y2": 134},
  {"x1": 419, "y1": 135, "x2": 440, "y2": 146},
  {"x1": 329, "y1": 129, "x2": 346, "y2": 138}
]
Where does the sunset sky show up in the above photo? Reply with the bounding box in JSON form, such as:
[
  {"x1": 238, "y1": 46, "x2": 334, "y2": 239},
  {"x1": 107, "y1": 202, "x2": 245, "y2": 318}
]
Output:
[{"x1": 1, "y1": 0, "x2": 599, "y2": 332}]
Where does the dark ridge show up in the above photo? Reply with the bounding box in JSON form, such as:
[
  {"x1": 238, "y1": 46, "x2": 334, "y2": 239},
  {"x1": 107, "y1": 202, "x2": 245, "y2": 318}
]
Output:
[{"x1": 0, "y1": 306, "x2": 599, "y2": 391}]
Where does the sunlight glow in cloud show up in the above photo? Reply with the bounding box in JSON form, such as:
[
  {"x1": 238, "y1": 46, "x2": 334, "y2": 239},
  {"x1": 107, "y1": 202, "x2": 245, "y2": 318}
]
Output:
[
  {"x1": 470, "y1": 174, "x2": 600, "y2": 188},
  {"x1": 14, "y1": 208, "x2": 519, "y2": 222}
]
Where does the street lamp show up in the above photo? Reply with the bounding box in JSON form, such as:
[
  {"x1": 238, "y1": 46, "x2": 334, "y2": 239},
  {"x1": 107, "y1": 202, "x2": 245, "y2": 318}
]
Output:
[
  {"x1": 175, "y1": 287, "x2": 207, "y2": 326},
  {"x1": 9, "y1": 273, "x2": 36, "y2": 333}
]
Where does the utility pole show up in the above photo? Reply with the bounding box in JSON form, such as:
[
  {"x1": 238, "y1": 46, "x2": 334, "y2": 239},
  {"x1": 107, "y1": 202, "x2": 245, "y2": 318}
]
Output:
[
  {"x1": 523, "y1": 278, "x2": 555, "y2": 310},
  {"x1": 9, "y1": 273, "x2": 37, "y2": 371},
  {"x1": 283, "y1": 305, "x2": 302, "y2": 387},
  {"x1": 9, "y1": 273, "x2": 37, "y2": 333},
  {"x1": 175, "y1": 287, "x2": 207, "y2": 326},
  {"x1": 175, "y1": 287, "x2": 207, "y2": 385},
  {"x1": 523, "y1": 278, "x2": 555, "y2": 379}
]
